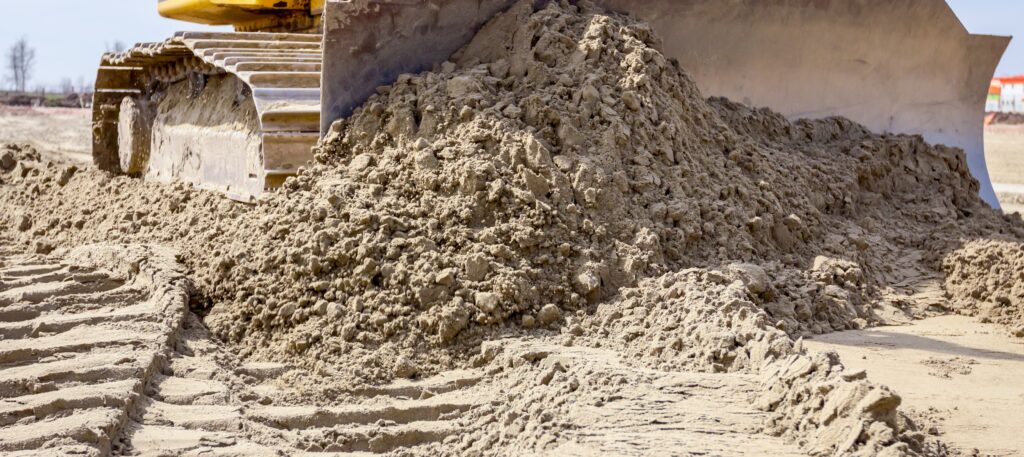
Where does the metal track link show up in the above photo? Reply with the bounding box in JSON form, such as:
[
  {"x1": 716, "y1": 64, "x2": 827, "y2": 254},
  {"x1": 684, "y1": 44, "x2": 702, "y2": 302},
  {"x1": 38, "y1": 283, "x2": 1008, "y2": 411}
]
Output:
[{"x1": 92, "y1": 32, "x2": 323, "y2": 201}]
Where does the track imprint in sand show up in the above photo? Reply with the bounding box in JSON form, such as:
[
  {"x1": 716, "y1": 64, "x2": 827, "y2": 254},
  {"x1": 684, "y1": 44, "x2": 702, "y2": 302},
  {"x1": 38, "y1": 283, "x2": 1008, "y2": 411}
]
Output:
[
  {"x1": 117, "y1": 313, "x2": 495, "y2": 456},
  {"x1": 498, "y1": 341, "x2": 806, "y2": 456},
  {"x1": 0, "y1": 244, "x2": 813, "y2": 456},
  {"x1": 0, "y1": 244, "x2": 188, "y2": 456}
]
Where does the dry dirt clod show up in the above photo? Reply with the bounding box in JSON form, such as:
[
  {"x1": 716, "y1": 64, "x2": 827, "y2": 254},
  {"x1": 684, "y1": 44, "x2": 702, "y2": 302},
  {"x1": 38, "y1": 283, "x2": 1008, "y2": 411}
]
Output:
[{"x1": 538, "y1": 304, "x2": 562, "y2": 326}]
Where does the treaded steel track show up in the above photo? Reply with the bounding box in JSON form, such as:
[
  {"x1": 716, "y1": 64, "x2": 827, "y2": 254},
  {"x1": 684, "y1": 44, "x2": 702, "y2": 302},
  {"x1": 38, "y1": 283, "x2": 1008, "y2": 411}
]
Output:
[{"x1": 92, "y1": 32, "x2": 322, "y2": 200}]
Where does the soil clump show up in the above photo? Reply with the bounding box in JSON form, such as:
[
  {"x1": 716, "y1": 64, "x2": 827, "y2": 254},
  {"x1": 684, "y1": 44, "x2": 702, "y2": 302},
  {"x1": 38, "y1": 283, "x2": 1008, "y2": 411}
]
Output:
[{"x1": 944, "y1": 239, "x2": 1024, "y2": 336}]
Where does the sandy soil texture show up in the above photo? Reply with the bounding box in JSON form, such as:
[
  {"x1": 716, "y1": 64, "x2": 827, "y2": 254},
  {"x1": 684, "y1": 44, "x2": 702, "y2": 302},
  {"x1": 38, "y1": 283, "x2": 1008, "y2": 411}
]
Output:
[
  {"x1": 0, "y1": 243, "x2": 812, "y2": 456},
  {"x1": 804, "y1": 315, "x2": 1024, "y2": 457},
  {"x1": 985, "y1": 125, "x2": 1024, "y2": 214},
  {"x1": 943, "y1": 239, "x2": 1024, "y2": 337},
  {"x1": 0, "y1": 243, "x2": 191, "y2": 455},
  {"x1": 985, "y1": 125, "x2": 1024, "y2": 186},
  {"x1": 0, "y1": 2, "x2": 1023, "y2": 456},
  {"x1": 0, "y1": 106, "x2": 91, "y2": 165}
]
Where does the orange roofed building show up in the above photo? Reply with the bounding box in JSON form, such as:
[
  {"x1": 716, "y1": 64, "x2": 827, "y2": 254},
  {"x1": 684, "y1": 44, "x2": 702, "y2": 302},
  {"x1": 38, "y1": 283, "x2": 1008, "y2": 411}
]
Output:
[{"x1": 990, "y1": 75, "x2": 1024, "y2": 113}]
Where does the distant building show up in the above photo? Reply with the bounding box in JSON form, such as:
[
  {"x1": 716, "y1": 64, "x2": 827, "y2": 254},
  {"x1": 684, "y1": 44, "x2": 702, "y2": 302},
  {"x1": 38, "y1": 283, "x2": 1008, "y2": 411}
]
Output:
[
  {"x1": 990, "y1": 76, "x2": 1024, "y2": 113},
  {"x1": 988, "y1": 81, "x2": 1002, "y2": 112}
]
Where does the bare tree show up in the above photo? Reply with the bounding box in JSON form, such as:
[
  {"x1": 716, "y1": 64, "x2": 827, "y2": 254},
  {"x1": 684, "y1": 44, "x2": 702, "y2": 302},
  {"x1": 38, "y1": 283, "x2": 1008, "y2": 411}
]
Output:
[
  {"x1": 76, "y1": 75, "x2": 94, "y2": 108},
  {"x1": 60, "y1": 77, "x2": 75, "y2": 95},
  {"x1": 106, "y1": 41, "x2": 126, "y2": 53},
  {"x1": 5, "y1": 38, "x2": 36, "y2": 92},
  {"x1": 76, "y1": 75, "x2": 92, "y2": 94}
]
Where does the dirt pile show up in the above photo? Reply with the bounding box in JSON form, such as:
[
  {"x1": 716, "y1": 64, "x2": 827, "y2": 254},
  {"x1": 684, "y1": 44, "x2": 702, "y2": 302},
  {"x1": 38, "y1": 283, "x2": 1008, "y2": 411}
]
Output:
[
  {"x1": 943, "y1": 239, "x2": 1024, "y2": 336},
  {"x1": 0, "y1": 143, "x2": 42, "y2": 176},
  {"x1": 1, "y1": 0, "x2": 1020, "y2": 384},
  {"x1": 988, "y1": 112, "x2": 1024, "y2": 126},
  {"x1": 0, "y1": 0, "x2": 1016, "y2": 366},
  {"x1": 263, "y1": 0, "x2": 1017, "y2": 362},
  {"x1": 1, "y1": 142, "x2": 79, "y2": 189},
  {"x1": 2, "y1": 1, "x2": 1024, "y2": 455},
  {"x1": 244, "y1": 0, "x2": 1019, "y2": 370}
]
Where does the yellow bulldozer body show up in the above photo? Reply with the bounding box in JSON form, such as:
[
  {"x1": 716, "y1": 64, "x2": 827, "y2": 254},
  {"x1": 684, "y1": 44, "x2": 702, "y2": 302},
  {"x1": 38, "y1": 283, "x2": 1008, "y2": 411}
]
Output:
[{"x1": 157, "y1": 0, "x2": 325, "y2": 28}]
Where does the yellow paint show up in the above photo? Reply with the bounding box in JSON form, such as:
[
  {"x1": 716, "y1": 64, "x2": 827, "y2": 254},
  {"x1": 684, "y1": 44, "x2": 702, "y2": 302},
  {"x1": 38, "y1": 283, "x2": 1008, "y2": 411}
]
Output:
[{"x1": 157, "y1": 0, "x2": 311, "y2": 26}]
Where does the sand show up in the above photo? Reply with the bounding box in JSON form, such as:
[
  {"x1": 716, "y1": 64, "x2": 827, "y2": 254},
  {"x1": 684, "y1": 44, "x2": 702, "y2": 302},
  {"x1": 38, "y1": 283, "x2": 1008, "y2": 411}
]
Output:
[
  {"x1": 805, "y1": 315, "x2": 1024, "y2": 456},
  {"x1": 0, "y1": 244, "x2": 809, "y2": 455},
  {"x1": 985, "y1": 125, "x2": 1024, "y2": 214},
  {"x1": 985, "y1": 125, "x2": 1024, "y2": 187},
  {"x1": 1, "y1": 1, "x2": 1024, "y2": 456},
  {"x1": 0, "y1": 106, "x2": 91, "y2": 165},
  {"x1": 943, "y1": 239, "x2": 1024, "y2": 337}
]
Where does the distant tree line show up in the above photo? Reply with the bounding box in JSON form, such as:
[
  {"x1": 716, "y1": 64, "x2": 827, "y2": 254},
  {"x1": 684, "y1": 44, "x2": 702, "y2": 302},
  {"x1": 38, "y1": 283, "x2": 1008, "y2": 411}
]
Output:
[{"x1": 2, "y1": 37, "x2": 99, "y2": 108}]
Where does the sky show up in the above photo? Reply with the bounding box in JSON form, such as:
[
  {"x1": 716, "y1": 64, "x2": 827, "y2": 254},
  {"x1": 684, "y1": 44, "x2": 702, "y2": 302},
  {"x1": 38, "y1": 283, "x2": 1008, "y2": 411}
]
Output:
[
  {"x1": 0, "y1": 0, "x2": 1022, "y2": 90},
  {"x1": 947, "y1": 0, "x2": 1024, "y2": 76},
  {"x1": 0, "y1": 1, "x2": 229, "y2": 91}
]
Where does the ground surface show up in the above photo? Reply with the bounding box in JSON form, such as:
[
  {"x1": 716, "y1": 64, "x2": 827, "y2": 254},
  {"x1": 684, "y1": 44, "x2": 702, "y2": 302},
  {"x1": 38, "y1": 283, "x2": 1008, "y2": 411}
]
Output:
[
  {"x1": 0, "y1": 244, "x2": 805, "y2": 456},
  {"x1": 805, "y1": 315, "x2": 1024, "y2": 457},
  {"x1": 503, "y1": 342, "x2": 807, "y2": 457},
  {"x1": 0, "y1": 107, "x2": 91, "y2": 165},
  {"x1": 0, "y1": 243, "x2": 190, "y2": 455},
  {"x1": 1, "y1": 101, "x2": 1023, "y2": 455},
  {"x1": 986, "y1": 125, "x2": 1024, "y2": 214},
  {"x1": 985, "y1": 125, "x2": 1024, "y2": 186},
  {"x1": 15, "y1": 243, "x2": 1024, "y2": 456}
]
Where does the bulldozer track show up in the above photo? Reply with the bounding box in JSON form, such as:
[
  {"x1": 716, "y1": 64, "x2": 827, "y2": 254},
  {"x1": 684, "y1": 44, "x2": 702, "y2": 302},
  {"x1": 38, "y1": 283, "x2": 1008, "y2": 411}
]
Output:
[
  {"x1": 0, "y1": 244, "x2": 806, "y2": 456},
  {"x1": 0, "y1": 245, "x2": 190, "y2": 456},
  {"x1": 0, "y1": 245, "x2": 496, "y2": 456},
  {"x1": 115, "y1": 315, "x2": 491, "y2": 456},
  {"x1": 93, "y1": 32, "x2": 323, "y2": 200}
]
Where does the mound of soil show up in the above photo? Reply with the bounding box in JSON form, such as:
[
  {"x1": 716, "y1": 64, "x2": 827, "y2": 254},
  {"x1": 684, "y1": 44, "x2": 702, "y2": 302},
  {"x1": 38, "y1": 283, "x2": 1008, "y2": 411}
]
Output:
[
  {"x1": 988, "y1": 112, "x2": 1024, "y2": 126},
  {"x1": 1, "y1": 2, "x2": 1023, "y2": 455},
  {"x1": 944, "y1": 239, "x2": 1024, "y2": 336}
]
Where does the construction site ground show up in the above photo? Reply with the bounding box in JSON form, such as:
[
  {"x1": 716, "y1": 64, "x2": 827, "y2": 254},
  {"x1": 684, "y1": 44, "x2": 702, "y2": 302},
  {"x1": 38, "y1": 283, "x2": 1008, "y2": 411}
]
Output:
[
  {"x1": 1, "y1": 5, "x2": 1023, "y2": 454},
  {"x1": 0, "y1": 107, "x2": 91, "y2": 166},
  {"x1": 0, "y1": 110, "x2": 1020, "y2": 456},
  {"x1": 986, "y1": 124, "x2": 1024, "y2": 214},
  {"x1": 0, "y1": 242, "x2": 807, "y2": 456},
  {"x1": 805, "y1": 315, "x2": 1024, "y2": 457}
]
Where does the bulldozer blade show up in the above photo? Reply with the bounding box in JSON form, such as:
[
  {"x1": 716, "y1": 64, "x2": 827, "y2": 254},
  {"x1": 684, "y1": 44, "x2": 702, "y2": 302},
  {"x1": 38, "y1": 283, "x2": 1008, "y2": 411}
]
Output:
[
  {"x1": 320, "y1": 0, "x2": 1009, "y2": 208},
  {"x1": 320, "y1": 0, "x2": 521, "y2": 126}
]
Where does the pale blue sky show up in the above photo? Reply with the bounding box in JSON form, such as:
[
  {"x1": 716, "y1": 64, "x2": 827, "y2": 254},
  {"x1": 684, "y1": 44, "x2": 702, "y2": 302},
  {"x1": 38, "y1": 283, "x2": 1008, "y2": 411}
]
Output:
[
  {"x1": 0, "y1": 1, "x2": 1021, "y2": 90},
  {"x1": 0, "y1": 1, "x2": 229, "y2": 90},
  {"x1": 947, "y1": 0, "x2": 1024, "y2": 76}
]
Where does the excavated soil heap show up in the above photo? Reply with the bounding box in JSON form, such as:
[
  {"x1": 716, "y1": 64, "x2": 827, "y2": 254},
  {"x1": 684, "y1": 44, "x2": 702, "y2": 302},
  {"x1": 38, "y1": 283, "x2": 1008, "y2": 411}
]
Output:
[
  {"x1": 2, "y1": 2, "x2": 1024, "y2": 455},
  {"x1": 944, "y1": 239, "x2": 1024, "y2": 336},
  {"x1": 3, "y1": 0, "x2": 1023, "y2": 389},
  {"x1": 988, "y1": 112, "x2": 1024, "y2": 126}
]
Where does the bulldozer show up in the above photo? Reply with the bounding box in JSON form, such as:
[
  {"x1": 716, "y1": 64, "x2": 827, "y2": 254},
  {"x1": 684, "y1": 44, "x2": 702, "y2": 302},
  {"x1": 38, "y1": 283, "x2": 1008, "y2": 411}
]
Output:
[{"x1": 93, "y1": 0, "x2": 1010, "y2": 207}]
